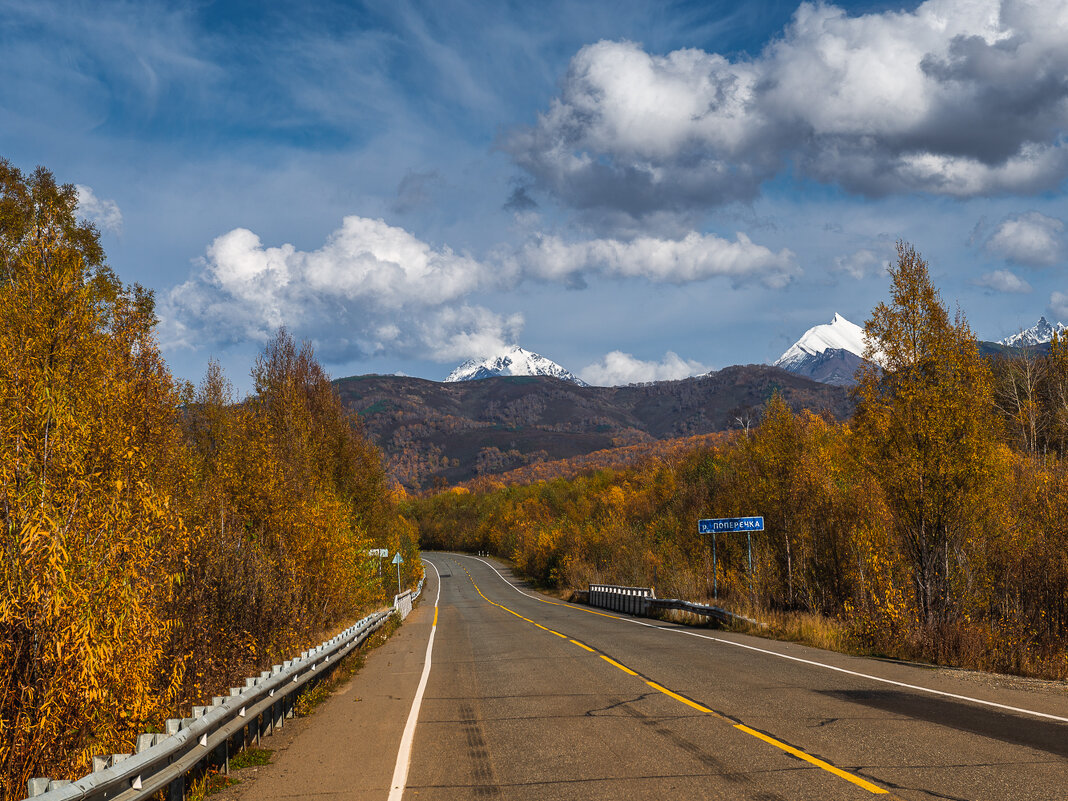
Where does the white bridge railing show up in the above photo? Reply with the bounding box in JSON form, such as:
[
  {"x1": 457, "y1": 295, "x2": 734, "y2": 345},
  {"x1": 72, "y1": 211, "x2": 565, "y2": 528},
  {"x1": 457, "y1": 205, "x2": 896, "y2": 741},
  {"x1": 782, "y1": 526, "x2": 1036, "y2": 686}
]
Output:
[
  {"x1": 24, "y1": 577, "x2": 424, "y2": 801},
  {"x1": 588, "y1": 584, "x2": 655, "y2": 616}
]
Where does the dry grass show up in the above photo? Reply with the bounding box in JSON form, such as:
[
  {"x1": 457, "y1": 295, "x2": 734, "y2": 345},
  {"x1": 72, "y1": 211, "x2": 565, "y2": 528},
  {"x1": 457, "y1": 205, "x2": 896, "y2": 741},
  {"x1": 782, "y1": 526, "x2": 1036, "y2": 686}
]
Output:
[
  {"x1": 649, "y1": 600, "x2": 860, "y2": 656},
  {"x1": 294, "y1": 612, "x2": 402, "y2": 717}
]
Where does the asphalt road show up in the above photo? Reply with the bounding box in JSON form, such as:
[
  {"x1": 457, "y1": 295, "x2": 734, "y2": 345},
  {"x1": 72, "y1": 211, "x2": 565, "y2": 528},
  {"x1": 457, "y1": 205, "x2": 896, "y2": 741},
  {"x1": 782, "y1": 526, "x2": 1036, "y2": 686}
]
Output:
[{"x1": 240, "y1": 552, "x2": 1068, "y2": 801}]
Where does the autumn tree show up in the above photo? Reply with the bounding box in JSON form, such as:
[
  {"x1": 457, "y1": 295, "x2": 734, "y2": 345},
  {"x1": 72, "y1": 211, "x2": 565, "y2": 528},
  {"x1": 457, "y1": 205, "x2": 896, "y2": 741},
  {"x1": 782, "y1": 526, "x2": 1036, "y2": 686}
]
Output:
[
  {"x1": 1041, "y1": 332, "x2": 1068, "y2": 453},
  {"x1": 0, "y1": 160, "x2": 416, "y2": 797},
  {"x1": 0, "y1": 161, "x2": 189, "y2": 796},
  {"x1": 853, "y1": 242, "x2": 1000, "y2": 630},
  {"x1": 990, "y1": 344, "x2": 1045, "y2": 453}
]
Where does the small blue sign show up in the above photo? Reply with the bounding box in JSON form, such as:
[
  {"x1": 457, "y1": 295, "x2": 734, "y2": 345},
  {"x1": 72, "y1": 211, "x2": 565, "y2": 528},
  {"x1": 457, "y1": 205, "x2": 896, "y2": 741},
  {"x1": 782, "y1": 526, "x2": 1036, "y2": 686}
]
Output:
[{"x1": 698, "y1": 516, "x2": 764, "y2": 534}]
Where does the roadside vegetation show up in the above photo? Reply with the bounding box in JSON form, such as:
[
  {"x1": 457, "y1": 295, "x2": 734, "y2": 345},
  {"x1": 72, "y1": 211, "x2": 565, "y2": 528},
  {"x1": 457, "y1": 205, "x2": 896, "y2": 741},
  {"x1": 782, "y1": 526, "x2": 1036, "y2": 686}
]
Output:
[
  {"x1": 413, "y1": 242, "x2": 1068, "y2": 683},
  {"x1": 0, "y1": 161, "x2": 420, "y2": 800}
]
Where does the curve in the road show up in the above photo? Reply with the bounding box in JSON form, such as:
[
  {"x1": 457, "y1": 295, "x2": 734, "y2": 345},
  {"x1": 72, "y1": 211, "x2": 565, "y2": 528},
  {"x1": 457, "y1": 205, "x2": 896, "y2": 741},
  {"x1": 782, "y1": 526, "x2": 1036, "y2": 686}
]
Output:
[
  {"x1": 453, "y1": 559, "x2": 889, "y2": 796},
  {"x1": 462, "y1": 554, "x2": 1068, "y2": 726}
]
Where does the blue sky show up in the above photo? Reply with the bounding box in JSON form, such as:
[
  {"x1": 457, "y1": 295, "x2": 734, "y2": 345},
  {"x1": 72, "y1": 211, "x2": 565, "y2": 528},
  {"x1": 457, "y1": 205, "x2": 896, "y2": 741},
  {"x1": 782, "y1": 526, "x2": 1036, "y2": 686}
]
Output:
[{"x1": 3, "y1": 0, "x2": 1067, "y2": 390}]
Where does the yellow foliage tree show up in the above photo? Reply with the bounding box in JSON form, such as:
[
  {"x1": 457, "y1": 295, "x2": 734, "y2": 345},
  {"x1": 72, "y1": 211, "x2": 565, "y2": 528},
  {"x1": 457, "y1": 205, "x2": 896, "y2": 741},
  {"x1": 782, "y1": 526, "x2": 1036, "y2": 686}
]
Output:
[
  {"x1": 0, "y1": 161, "x2": 188, "y2": 796},
  {"x1": 853, "y1": 242, "x2": 1000, "y2": 630}
]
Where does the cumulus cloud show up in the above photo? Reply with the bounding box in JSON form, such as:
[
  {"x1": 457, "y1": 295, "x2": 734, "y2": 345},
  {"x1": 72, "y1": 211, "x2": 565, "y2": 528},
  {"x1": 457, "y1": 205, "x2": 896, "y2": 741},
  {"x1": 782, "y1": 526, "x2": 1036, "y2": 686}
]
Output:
[
  {"x1": 160, "y1": 216, "x2": 521, "y2": 361},
  {"x1": 75, "y1": 184, "x2": 123, "y2": 233},
  {"x1": 506, "y1": 1, "x2": 1068, "y2": 216},
  {"x1": 506, "y1": 40, "x2": 774, "y2": 215},
  {"x1": 983, "y1": 211, "x2": 1066, "y2": 266},
  {"x1": 162, "y1": 216, "x2": 795, "y2": 363},
  {"x1": 580, "y1": 350, "x2": 710, "y2": 386},
  {"x1": 973, "y1": 269, "x2": 1033, "y2": 293},
  {"x1": 513, "y1": 231, "x2": 799, "y2": 289}
]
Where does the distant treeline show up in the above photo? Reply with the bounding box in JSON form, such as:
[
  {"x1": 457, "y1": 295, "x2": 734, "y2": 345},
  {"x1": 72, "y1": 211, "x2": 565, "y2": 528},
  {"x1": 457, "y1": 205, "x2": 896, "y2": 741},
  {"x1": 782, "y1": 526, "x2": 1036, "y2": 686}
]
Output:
[
  {"x1": 0, "y1": 162, "x2": 419, "y2": 798},
  {"x1": 412, "y1": 243, "x2": 1068, "y2": 682}
]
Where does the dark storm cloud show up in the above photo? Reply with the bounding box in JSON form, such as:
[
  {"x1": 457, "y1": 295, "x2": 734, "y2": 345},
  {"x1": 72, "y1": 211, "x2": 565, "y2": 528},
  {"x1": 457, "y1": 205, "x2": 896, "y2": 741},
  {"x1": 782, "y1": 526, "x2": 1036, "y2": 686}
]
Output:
[
  {"x1": 505, "y1": 2, "x2": 1068, "y2": 218},
  {"x1": 503, "y1": 184, "x2": 538, "y2": 213},
  {"x1": 391, "y1": 170, "x2": 445, "y2": 215}
]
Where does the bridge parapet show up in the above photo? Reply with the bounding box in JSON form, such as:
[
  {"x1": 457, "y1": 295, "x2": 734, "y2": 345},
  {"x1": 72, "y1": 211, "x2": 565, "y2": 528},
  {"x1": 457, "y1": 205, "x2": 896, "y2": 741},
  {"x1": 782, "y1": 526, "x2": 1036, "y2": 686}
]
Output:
[{"x1": 588, "y1": 584, "x2": 655, "y2": 616}]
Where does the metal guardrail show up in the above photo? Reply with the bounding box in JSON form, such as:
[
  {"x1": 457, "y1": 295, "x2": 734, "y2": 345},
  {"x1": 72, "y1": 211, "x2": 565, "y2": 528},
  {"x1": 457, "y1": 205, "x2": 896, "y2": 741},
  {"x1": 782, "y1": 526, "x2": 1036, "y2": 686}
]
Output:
[
  {"x1": 588, "y1": 583, "x2": 761, "y2": 627},
  {"x1": 24, "y1": 576, "x2": 425, "y2": 801}
]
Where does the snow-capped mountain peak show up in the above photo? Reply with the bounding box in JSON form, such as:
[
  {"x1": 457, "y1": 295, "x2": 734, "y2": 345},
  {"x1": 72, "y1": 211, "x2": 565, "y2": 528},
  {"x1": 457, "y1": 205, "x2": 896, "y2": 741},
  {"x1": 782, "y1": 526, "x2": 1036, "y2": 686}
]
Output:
[
  {"x1": 774, "y1": 313, "x2": 869, "y2": 371},
  {"x1": 999, "y1": 317, "x2": 1068, "y2": 348},
  {"x1": 445, "y1": 346, "x2": 588, "y2": 386}
]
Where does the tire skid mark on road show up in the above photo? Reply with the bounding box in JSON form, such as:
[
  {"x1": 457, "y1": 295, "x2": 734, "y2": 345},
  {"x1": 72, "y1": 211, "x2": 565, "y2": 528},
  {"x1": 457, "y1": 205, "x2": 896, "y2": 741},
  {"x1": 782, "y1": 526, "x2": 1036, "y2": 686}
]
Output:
[{"x1": 451, "y1": 559, "x2": 891, "y2": 797}]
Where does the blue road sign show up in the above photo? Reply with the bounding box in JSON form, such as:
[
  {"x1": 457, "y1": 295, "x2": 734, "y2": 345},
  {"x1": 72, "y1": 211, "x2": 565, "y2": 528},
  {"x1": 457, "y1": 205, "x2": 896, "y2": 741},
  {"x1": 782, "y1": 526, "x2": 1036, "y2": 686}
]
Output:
[{"x1": 698, "y1": 516, "x2": 764, "y2": 534}]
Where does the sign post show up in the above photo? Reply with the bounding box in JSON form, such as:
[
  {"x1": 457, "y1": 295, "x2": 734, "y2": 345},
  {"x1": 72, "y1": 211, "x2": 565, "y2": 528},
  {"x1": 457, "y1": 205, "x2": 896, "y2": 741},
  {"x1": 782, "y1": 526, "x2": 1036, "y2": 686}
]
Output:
[
  {"x1": 698, "y1": 517, "x2": 764, "y2": 599},
  {"x1": 392, "y1": 551, "x2": 404, "y2": 593}
]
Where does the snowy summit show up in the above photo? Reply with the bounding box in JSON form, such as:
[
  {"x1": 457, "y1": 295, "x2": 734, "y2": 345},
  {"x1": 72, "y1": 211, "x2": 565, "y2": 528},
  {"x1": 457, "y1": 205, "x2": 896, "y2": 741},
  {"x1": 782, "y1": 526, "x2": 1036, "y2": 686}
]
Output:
[
  {"x1": 1000, "y1": 317, "x2": 1068, "y2": 348},
  {"x1": 445, "y1": 346, "x2": 588, "y2": 386},
  {"x1": 772, "y1": 313, "x2": 873, "y2": 387},
  {"x1": 774, "y1": 313, "x2": 869, "y2": 371}
]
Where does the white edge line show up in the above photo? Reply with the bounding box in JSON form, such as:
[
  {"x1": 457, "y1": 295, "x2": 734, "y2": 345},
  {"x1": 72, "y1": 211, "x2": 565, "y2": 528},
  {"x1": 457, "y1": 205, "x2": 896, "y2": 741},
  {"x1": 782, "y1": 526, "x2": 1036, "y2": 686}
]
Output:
[
  {"x1": 387, "y1": 558, "x2": 441, "y2": 801},
  {"x1": 455, "y1": 553, "x2": 1068, "y2": 725}
]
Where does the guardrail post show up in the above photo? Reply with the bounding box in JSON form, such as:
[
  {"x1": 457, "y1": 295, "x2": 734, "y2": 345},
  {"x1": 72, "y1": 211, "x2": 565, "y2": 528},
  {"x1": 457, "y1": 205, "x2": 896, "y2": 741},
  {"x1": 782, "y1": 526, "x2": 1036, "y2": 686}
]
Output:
[
  {"x1": 26, "y1": 778, "x2": 49, "y2": 798},
  {"x1": 168, "y1": 773, "x2": 185, "y2": 801}
]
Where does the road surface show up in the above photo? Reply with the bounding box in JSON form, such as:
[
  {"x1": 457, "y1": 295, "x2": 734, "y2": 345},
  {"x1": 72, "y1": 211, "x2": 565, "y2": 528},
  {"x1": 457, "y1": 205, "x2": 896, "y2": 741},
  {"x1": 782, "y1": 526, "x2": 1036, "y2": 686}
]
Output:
[{"x1": 238, "y1": 552, "x2": 1068, "y2": 801}]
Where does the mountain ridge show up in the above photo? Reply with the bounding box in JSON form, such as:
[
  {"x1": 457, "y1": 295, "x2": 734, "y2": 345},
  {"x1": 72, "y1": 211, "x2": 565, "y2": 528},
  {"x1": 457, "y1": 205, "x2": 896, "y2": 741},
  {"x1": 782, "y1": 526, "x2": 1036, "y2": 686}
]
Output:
[
  {"x1": 335, "y1": 366, "x2": 852, "y2": 489},
  {"x1": 999, "y1": 316, "x2": 1067, "y2": 348}
]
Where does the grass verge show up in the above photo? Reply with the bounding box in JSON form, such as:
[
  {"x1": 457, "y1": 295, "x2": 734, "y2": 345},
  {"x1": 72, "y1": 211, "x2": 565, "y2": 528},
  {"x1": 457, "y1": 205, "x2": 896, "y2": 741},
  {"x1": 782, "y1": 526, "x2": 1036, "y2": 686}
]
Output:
[{"x1": 294, "y1": 611, "x2": 402, "y2": 717}]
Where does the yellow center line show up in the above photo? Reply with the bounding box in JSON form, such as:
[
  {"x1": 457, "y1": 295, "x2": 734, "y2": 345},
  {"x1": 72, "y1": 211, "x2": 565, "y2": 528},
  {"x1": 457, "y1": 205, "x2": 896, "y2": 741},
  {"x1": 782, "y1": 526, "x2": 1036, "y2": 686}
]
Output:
[
  {"x1": 735, "y1": 724, "x2": 888, "y2": 794},
  {"x1": 645, "y1": 680, "x2": 726, "y2": 719},
  {"x1": 598, "y1": 654, "x2": 639, "y2": 676},
  {"x1": 453, "y1": 560, "x2": 890, "y2": 796}
]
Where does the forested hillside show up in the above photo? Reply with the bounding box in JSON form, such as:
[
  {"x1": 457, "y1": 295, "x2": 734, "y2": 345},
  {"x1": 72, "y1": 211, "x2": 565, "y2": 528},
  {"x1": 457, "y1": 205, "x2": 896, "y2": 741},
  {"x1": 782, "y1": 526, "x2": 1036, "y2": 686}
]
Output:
[
  {"x1": 0, "y1": 162, "x2": 419, "y2": 798},
  {"x1": 336, "y1": 366, "x2": 852, "y2": 488},
  {"x1": 411, "y1": 243, "x2": 1068, "y2": 682}
]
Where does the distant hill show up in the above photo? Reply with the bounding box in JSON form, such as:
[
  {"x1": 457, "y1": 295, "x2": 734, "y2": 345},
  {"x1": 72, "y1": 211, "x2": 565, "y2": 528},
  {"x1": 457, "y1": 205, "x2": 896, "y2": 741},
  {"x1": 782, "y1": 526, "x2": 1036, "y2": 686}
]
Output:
[
  {"x1": 462, "y1": 432, "x2": 726, "y2": 489},
  {"x1": 335, "y1": 365, "x2": 853, "y2": 489}
]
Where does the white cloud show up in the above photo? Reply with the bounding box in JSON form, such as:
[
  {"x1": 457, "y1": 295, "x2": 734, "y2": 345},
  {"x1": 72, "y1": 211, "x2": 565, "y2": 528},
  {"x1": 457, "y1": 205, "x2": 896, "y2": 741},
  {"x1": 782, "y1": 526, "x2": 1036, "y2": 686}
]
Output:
[
  {"x1": 507, "y1": 1, "x2": 1068, "y2": 215},
  {"x1": 75, "y1": 184, "x2": 123, "y2": 233},
  {"x1": 514, "y1": 231, "x2": 799, "y2": 289},
  {"x1": 830, "y1": 248, "x2": 891, "y2": 280},
  {"x1": 983, "y1": 211, "x2": 1065, "y2": 266},
  {"x1": 580, "y1": 350, "x2": 710, "y2": 386},
  {"x1": 161, "y1": 216, "x2": 519, "y2": 362},
  {"x1": 162, "y1": 216, "x2": 799, "y2": 363},
  {"x1": 973, "y1": 269, "x2": 1033, "y2": 293},
  {"x1": 506, "y1": 39, "x2": 775, "y2": 215},
  {"x1": 1049, "y1": 291, "x2": 1068, "y2": 320}
]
